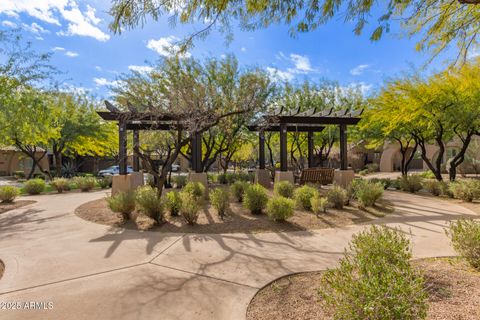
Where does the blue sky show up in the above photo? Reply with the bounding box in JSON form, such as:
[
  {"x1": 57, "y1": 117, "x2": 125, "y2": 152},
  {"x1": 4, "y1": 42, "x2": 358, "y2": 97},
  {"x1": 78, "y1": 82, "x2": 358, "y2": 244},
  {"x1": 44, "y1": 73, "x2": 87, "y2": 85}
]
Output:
[{"x1": 0, "y1": 0, "x2": 454, "y2": 99}]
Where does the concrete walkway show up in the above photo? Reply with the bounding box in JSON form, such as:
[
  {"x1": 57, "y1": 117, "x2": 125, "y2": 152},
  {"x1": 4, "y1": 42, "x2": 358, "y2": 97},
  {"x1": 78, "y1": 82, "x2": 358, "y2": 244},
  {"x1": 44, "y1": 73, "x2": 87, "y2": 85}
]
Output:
[{"x1": 0, "y1": 190, "x2": 478, "y2": 320}]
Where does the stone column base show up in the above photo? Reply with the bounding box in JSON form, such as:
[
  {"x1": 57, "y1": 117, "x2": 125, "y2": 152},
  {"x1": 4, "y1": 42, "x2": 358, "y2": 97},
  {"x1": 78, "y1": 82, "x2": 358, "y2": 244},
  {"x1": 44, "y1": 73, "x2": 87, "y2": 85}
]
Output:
[
  {"x1": 274, "y1": 171, "x2": 295, "y2": 185},
  {"x1": 255, "y1": 169, "x2": 272, "y2": 188},
  {"x1": 334, "y1": 169, "x2": 355, "y2": 188},
  {"x1": 188, "y1": 172, "x2": 209, "y2": 197},
  {"x1": 112, "y1": 172, "x2": 144, "y2": 196}
]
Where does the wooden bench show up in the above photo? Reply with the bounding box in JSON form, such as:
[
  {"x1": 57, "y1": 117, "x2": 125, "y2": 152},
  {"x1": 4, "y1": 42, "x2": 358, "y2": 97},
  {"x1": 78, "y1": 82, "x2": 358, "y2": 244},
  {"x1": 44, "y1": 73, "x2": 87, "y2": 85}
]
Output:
[{"x1": 299, "y1": 167, "x2": 335, "y2": 185}]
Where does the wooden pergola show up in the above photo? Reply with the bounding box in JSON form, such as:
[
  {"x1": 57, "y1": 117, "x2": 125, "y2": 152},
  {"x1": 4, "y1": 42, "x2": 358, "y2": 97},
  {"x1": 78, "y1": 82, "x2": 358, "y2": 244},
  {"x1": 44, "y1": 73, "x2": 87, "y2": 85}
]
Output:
[
  {"x1": 97, "y1": 101, "x2": 204, "y2": 175},
  {"x1": 248, "y1": 107, "x2": 362, "y2": 171}
]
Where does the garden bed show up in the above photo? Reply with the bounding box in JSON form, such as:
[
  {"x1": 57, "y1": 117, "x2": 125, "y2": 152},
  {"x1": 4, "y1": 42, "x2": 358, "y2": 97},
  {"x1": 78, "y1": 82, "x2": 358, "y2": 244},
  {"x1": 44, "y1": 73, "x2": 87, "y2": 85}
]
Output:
[
  {"x1": 74, "y1": 195, "x2": 393, "y2": 234},
  {"x1": 246, "y1": 257, "x2": 480, "y2": 320},
  {"x1": 0, "y1": 200, "x2": 36, "y2": 214}
]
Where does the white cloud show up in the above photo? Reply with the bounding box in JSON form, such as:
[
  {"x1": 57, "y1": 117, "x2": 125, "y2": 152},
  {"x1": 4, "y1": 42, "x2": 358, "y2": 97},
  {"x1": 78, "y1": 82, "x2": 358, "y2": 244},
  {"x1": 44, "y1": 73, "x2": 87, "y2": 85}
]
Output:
[
  {"x1": 266, "y1": 67, "x2": 294, "y2": 82},
  {"x1": 241, "y1": 47, "x2": 246, "y2": 52},
  {"x1": 95, "y1": 65, "x2": 102, "y2": 71},
  {"x1": 348, "y1": 82, "x2": 373, "y2": 95},
  {"x1": 1, "y1": 20, "x2": 17, "y2": 28},
  {"x1": 52, "y1": 46, "x2": 65, "y2": 51},
  {"x1": 22, "y1": 22, "x2": 49, "y2": 34},
  {"x1": 350, "y1": 64, "x2": 370, "y2": 76},
  {"x1": 93, "y1": 77, "x2": 120, "y2": 87},
  {"x1": 147, "y1": 36, "x2": 191, "y2": 58},
  {"x1": 65, "y1": 50, "x2": 78, "y2": 57},
  {"x1": 0, "y1": 1, "x2": 110, "y2": 41},
  {"x1": 289, "y1": 54, "x2": 314, "y2": 73},
  {"x1": 128, "y1": 65, "x2": 153, "y2": 73},
  {"x1": 35, "y1": 36, "x2": 44, "y2": 41},
  {"x1": 467, "y1": 46, "x2": 480, "y2": 60}
]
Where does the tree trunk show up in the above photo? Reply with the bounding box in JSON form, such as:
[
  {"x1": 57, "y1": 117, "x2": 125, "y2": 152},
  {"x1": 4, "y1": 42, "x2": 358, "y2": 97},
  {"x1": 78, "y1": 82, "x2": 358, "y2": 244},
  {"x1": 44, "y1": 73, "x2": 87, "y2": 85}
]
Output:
[{"x1": 448, "y1": 131, "x2": 474, "y2": 181}]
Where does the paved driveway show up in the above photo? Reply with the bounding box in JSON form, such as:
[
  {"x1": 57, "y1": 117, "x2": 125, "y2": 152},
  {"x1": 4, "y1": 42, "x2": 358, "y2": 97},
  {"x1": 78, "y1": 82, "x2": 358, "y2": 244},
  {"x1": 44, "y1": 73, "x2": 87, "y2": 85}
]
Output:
[{"x1": 0, "y1": 190, "x2": 478, "y2": 319}]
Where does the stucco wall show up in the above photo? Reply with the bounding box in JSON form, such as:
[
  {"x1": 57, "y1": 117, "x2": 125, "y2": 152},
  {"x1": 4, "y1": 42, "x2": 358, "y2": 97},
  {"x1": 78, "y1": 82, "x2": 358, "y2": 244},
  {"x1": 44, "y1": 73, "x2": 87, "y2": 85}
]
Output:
[{"x1": 0, "y1": 150, "x2": 49, "y2": 176}]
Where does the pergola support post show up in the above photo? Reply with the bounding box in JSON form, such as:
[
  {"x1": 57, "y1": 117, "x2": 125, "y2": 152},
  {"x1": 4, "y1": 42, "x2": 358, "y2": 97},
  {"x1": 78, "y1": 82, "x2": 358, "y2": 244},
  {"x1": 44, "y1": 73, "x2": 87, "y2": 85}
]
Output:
[
  {"x1": 259, "y1": 131, "x2": 265, "y2": 170},
  {"x1": 132, "y1": 130, "x2": 140, "y2": 172},
  {"x1": 255, "y1": 130, "x2": 271, "y2": 188},
  {"x1": 118, "y1": 119, "x2": 127, "y2": 175},
  {"x1": 308, "y1": 131, "x2": 314, "y2": 168},
  {"x1": 339, "y1": 123, "x2": 347, "y2": 170},
  {"x1": 189, "y1": 130, "x2": 208, "y2": 195},
  {"x1": 279, "y1": 123, "x2": 287, "y2": 172}
]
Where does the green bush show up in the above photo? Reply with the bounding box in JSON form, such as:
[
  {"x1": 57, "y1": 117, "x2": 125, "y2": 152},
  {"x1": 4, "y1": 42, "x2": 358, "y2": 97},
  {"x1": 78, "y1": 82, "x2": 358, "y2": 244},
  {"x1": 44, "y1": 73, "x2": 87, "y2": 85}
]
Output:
[
  {"x1": 422, "y1": 179, "x2": 442, "y2": 196},
  {"x1": 172, "y1": 175, "x2": 187, "y2": 188},
  {"x1": 398, "y1": 175, "x2": 423, "y2": 193},
  {"x1": 449, "y1": 179, "x2": 480, "y2": 202},
  {"x1": 73, "y1": 176, "x2": 96, "y2": 192},
  {"x1": 210, "y1": 187, "x2": 230, "y2": 218},
  {"x1": 97, "y1": 176, "x2": 112, "y2": 189},
  {"x1": 135, "y1": 186, "x2": 164, "y2": 221},
  {"x1": 13, "y1": 171, "x2": 25, "y2": 179},
  {"x1": 217, "y1": 173, "x2": 228, "y2": 184},
  {"x1": 243, "y1": 184, "x2": 269, "y2": 214},
  {"x1": 231, "y1": 181, "x2": 249, "y2": 202},
  {"x1": 50, "y1": 178, "x2": 70, "y2": 193},
  {"x1": 439, "y1": 181, "x2": 453, "y2": 198},
  {"x1": 179, "y1": 191, "x2": 200, "y2": 225},
  {"x1": 0, "y1": 186, "x2": 19, "y2": 203},
  {"x1": 183, "y1": 181, "x2": 205, "y2": 199},
  {"x1": 319, "y1": 226, "x2": 427, "y2": 320},
  {"x1": 347, "y1": 178, "x2": 367, "y2": 200},
  {"x1": 418, "y1": 170, "x2": 436, "y2": 179},
  {"x1": 358, "y1": 169, "x2": 369, "y2": 176},
  {"x1": 327, "y1": 185, "x2": 348, "y2": 209},
  {"x1": 356, "y1": 181, "x2": 384, "y2": 207},
  {"x1": 293, "y1": 185, "x2": 319, "y2": 211},
  {"x1": 447, "y1": 219, "x2": 480, "y2": 269},
  {"x1": 107, "y1": 191, "x2": 136, "y2": 217},
  {"x1": 166, "y1": 191, "x2": 182, "y2": 216},
  {"x1": 311, "y1": 195, "x2": 328, "y2": 215},
  {"x1": 365, "y1": 163, "x2": 379, "y2": 173},
  {"x1": 24, "y1": 179, "x2": 46, "y2": 195},
  {"x1": 274, "y1": 181, "x2": 295, "y2": 198},
  {"x1": 370, "y1": 178, "x2": 393, "y2": 190},
  {"x1": 266, "y1": 196, "x2": 294, "y2": 221}
]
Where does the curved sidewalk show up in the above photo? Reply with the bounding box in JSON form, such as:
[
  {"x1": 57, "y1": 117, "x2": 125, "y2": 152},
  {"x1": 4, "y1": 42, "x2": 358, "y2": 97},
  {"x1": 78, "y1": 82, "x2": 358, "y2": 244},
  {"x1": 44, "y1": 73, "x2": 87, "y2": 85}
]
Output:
[{"x1": 0, "y1": 190, "x2": 478, "y2": 320}]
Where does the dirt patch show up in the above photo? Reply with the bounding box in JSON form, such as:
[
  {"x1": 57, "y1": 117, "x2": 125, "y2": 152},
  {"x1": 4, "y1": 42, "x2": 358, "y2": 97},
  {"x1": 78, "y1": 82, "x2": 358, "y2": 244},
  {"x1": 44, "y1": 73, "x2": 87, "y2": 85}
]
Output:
[
  {"x1": 247, "y1": 257, "x2": 480, "y2": 320},
  {"x1": 0, "y1": 260, "x2": 4, "y2": 281},
  {"x1": 0, "y1": 200, "x2": 36, "y2": 214},
  {"x1": 74, "y1": 194, "x2": 391, "y2": 234}
]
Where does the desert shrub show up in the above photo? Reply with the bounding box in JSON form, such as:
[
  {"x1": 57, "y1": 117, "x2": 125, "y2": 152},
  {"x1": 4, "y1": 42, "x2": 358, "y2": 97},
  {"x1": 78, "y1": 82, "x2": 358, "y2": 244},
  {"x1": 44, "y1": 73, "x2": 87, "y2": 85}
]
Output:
[
  {"x1": 319, "y1": 226, "x2": 427, "y2": 320},
  {"x1": 210, "y1": 187, "x2": 230, "y2": 218},
  {"x1": 347, "y1": 179, "x2": 367, "y2": 200},
  {"x1": 13, "y1": 171, "x2": 25, "y2": 179},
  {"x1": 179, "y1": 192, "x2": 200, "y2": 225},
  {"x1": 50, "y1": 178, "x2": 70, "y2": 193},
  {"x1": 135, "y1": 214, "x2": 157, "y2": 231},
  {"x1": 231, "y1": 181, "x2": 249, "y2": 202},
  {"x1": 356, "y1": 181, "x2": 384, "y2": 207},
  {"x1": 266, "y1": 196, "x2": 294, "y2": 221},
  {"x1": 398, "y1": 175, "x2": 423, "y2": 193},
  {"x1": 418, "y1": 170, "x2": 436, "y2": 179},
  {"x1": 327, "y1": 185, "x2": 348, "y2": 209},
  {"x1": 107, "y1": 191, "x2": 136, "y2": 217},
  {"x1": 24, "y1": 179, "x2": 45, "y2": 195},
  {"x1": 358, "y1": 169, "x2": 369, "y2": 176},
  {"x1": 370, "y1": 178, "x2": 393, "y2": 190},
  {"x1": 365, "y1": 163, "x2": 379, "y2": 173},
  {"x1": 311, "y1": 195, "x2": 328, "y2": 215},
  {"x1": 172, "y1": 175, "x2": 187, "y2": 188},
  {"x1": 447, "y1": 219, "x2": 480, "y2": 269},
  {"x1": 449, "y1": 179, "x2": 480, "y2": 202},
  {"x1": 217, "y1": 173, "x2": 228, "y2": 184},
  {"x1": 135, "y1": 186, "x2": 164, "y2": 222},
  {"x1": 274, "y1": 180, "x2": 295, "y2": 198},
  {"x1": 0, "y1": 186, "x2": 19, "y2": 203},
  {"x1": 243, "y1": 184, "x2": 269, "y2": 214},
  {"x1": 166, "y1": 191, "x2": 182, "y2": 216},
  {"x1": 97, "y1": 176, "x2": 112, "y2": 189},
  {"x1": 183, "y1": 181, "x2": 205, "y2": 199},
  {"x1": 439, "y1": 181, "x2": 453, "y2": 198},
  {"x1": 422, "y1": 179, "x2": 442, "y2": 196},
  {"x1": 293, "y1": 185, "x2": 319, "y2": 211},
  {"x1": 73, "y1": 176, "x2": 96, "y2": 192}
]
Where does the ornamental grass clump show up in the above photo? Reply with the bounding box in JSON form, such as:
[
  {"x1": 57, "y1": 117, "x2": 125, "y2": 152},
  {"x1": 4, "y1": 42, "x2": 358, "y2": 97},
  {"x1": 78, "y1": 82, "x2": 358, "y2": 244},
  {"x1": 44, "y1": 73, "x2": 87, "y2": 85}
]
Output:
[
  {"x1": 97, "y1": 176, "x2": 112, "y2": 189},
  {"x1": 311, "y1": 195, "x2": 328, "y2": 216},
  {"x1": 449, "y1": 179, "x2": 480, "y2": 202},
  {"x1": 274, "y1": 180, "x2": 295, "y2": 198},
  {"x1": 183, "y1": 182, "x2": 205, "y2": 200},
  {"x1": 73, "y1": 176, "x2": 96, "y2": 192},
  {"x1": 319, "y1": 226, "x2": 427, "y2": 320},
  {"x1": 179, "y1": 191, "x2": 200, "y2": 225},
  {"x1": 422, "y1": 179, "x2": 442, "y2": 196},
  {"x1": 347, "y1": 178, "x2": 367, "y2": 200},
  {"x1": 293, "y1": 185, "x2": 319, "y2": 211},
  {"x1": 398, "y1": 175, "x2": 423, "y2": 193},
  {"x1": 356, "y1": 181, "x2": 384, "y2": 207},
  {"x1": 243, "y1": 184, "x2": 269, "y2": 214},
  {"x1": 24, "y1": 179, "x2": 45, "y2": 195},
  {"x1": 135, "y1": 186, "x2": 164, "y2": 222},
  {"x1": 209, "y1": 187, "x2": 230, "y2": 218},
  {"x1": 447, "y1": 219, "x2": 480, "y2": 269},
  {"x1": 327, "y1": 185, "x2": 347, "y2": 209},
  {"x1": 266, "y1": 196, "x2": 294, "y2": 221},
  {"x1": 0, "y1": 186, "x2": 19, "y2": 203},
  {"x1": 231, "y1": 181, "x2": 249, "y2": 202},
  {"x1": 173, "y1": 175, "x2": 187, "y2": 188},
  {"x1": 107, "y1": 191, "x2": 136, "y2": 219},
  {"x1": 49, "y1": 178, "x2": 70, "y2": 193},
  {"x1": 166, "y1": 191, "x2": 182, "y2": 216}
]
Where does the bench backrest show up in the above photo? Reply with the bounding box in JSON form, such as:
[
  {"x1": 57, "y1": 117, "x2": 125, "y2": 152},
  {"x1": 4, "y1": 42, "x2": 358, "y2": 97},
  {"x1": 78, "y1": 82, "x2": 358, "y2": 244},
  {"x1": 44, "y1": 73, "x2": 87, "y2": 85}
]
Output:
[{"x1": 300, "y1": 167, "x2": 335, "y2": 185}]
